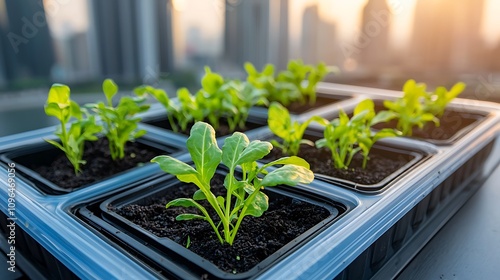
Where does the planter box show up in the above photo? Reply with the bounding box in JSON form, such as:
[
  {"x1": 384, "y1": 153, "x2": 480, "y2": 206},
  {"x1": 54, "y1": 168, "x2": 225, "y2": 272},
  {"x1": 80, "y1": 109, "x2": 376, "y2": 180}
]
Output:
[
  {"x1": 0, "y1": 131, "x2": 184, "y2": 195},
  {"x1": 74, "y1": 170, "x2": 350, "y2": 279},
  {"x1": 0, "y1": 83, "x2": 499, "y2": 279}
]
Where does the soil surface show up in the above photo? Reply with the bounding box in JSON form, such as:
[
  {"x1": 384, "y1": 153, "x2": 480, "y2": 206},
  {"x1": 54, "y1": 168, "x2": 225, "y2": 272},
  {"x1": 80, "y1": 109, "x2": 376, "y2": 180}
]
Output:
[
  {"x1": 372, "y1": 106, "x2": 481, "y2": 141},
  {"x1": 30, "y1": 138, "x2": 162, "y2": 190},
  {"x1": 267, "y1": 95, "x2": 344, "y2": 114},
  {"x1": 115, "y1": 174, "x2": 332, "y2": 274},
  {"x1": 144, "y1": 118, "x2": 264, "y2": 137},
  {"x1": 265, "y1": 144, "x2": 415, "y2": 185}
]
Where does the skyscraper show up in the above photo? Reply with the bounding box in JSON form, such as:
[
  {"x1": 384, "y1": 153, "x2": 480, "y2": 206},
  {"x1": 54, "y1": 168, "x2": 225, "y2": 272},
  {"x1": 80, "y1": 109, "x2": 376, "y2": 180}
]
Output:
[
  {"x1": 358, "y1": 0, "x2": 391, "y2": 68},
  {"x1": 224, "y1": 0, "x2": 289, "y2": 71},
  {"x1": 410, "y1": 0, "x2": 485, "y2": 72},
  {"x1": 0, "y1": 0, "x2": 55, "y2": 84},
  {"x1": 87, "y1": 0, "x2": 174, "y2": 83},
  {"x1": 300, "y1": 4, "x2": 339, "y2": 67}
]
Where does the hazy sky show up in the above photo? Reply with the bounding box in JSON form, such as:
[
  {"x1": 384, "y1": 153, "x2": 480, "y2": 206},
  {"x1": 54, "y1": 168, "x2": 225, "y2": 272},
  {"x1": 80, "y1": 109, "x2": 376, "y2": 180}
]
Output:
[{"x1": 45, "y1": 0, "x2": 500, "y2": 51}]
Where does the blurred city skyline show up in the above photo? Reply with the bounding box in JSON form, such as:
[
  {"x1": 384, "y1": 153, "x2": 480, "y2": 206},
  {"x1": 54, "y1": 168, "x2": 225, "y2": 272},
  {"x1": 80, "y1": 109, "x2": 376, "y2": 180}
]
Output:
[{"x1": 1, "y1": 0, "x2": 500, "y2": 102}]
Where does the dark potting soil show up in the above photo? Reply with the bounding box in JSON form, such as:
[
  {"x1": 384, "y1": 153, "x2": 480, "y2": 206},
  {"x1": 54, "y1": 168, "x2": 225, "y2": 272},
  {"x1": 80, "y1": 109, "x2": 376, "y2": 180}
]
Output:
[
  {"x1": 30, "y1": 138, "x2": 161, "y2": 189},
  {"x1": 115, "y1": 174, "x2": 331, "y2": 274},
  {"x1": 268, "y1": 95, "x2": 343, "y2": 114},
  {"x1": 372, "y1": 106, "x2": 479, "y2": 141},
  {"x1": 265, "y1": 144, "x2": 414, "y2": 185},
  {"x1": 145, "y1": 118, "x2": 263, "y2": 137}
]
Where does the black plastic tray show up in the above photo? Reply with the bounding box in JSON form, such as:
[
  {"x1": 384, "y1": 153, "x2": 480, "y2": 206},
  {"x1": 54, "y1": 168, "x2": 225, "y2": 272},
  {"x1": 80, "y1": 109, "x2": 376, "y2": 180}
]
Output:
[
  {"x1": 0, "y1": 135, "x2": 181, "y2": 195},
  {"x1": 75, "y1": 170, "x2": 349, "y2": 279}
]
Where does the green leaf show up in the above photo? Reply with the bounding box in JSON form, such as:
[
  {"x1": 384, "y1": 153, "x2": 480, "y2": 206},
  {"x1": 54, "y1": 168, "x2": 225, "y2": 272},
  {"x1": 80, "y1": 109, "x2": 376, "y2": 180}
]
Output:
[
  {"x1": 69, "y1": 101, "x2": 82, "y2": 120},
  {"x1": 151, "y1": 156, "x2": 198, "y2": 181},
  {"x1": 245, "y1": 192, "x2": 269, "y2": 218},
  {"x1": 261, "y1": 156, "x2": 310, "y2": 169},
  {"x1": 236, "y1": 140, "x2": 272, "y2": 165},
  {"x1": 261, "y1": 165, "x2": 314, "y2": 187},
  {"x1": 222, "y1": 132, "x2": 249, "y2": 170},
  {"x1": 354, "y1": 99, "x2": 374, "y2": 117},
  {"x1": 45, "y1": 139, "x2": 64, "y2": 151},
  {"x1": 187, "y1": 122, "x2": 222, "y2": 185},
  {"x1": 193, "y1": 189, "x2": 206, "y2": 200},
  {"x1": 103, "y1": 79, "x2": 118, "y2": 105},
  {"x1": 166, "y1": 198, "x2": 203, "y2": 209},
  {"x1": 371, "y1": 110, "x2": 396, "y2": 125},
  {"x1": 44, "y1": 103, "x2": 64, "y2": 121},
  {"x1": 176, "y1": 214, "x2": 206, "y2": 221},
  {"x1": 47, "y1": 84, "x2": 70, "y2": 107},
  {"x1": 268, "y1": 102, "x2": 291, "y2": 139}
]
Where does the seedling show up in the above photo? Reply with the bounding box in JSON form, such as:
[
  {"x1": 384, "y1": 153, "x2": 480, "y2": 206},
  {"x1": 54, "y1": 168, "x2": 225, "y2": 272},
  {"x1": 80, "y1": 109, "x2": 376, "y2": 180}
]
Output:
[
  {"x1": 90, "y1": 79, "x2": 149, "y2": 160},
  {"x1": 135, "y1": 85, "x2": 202, "y2": 133},
  {"x1": 423, "y1": 82, "x2": 466, "y2": 117},
  {"x1": 152, "y1": 122, "x2": 314, "y2": 245},
  {"x1": 245, "y1": 62, "x2": 301, "y2": 106},
  {"x1": 316, "y1": 99, "x2": 399, "y2": 169},
  {"x1": 268, "y1": 102, "x2": 328, "y2": 156},
  {"x1": 245, "y1": 60, "x2": 332, "y2": 106},
  {"x1": 196, "y1": 67, "x2": 236, "y2": 130},
  {"x1": 277, "y1": 60, "x2": 332, "y2": 105},
  {"x1": 44, "y1": 84, "x2": 102, "y2": 174}
]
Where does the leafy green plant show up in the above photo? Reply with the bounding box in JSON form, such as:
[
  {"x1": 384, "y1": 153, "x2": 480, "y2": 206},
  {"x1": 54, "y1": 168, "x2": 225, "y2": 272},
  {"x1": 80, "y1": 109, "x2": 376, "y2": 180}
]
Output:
[
  {"x1": 384, "y1": 80, "x2": 437, "y2": 136},
  {"x1": 89, "y1": 79, "x2": 149, "y2": 160},
  {"x1": 245, "y1": 60, "x2": 333, "y2": 106},
  {"x1": 195, "y1": 67, "x2": 236, "y2": 130},
  {"x1": 276, "y1": 60, "x2": 332, "y2": 105},
  {"x1": 135, "y1": 85, "x2": 203, "y2": 133},
  {"x1": 423, "y1": 82, "x2": 466, "y2": 117},
  {"x1": 151, "y1": 122, "x2": 314, "y2": 245},
  {"x1": 245, "y1": 62, "x2": 301, "y2": 106},
  {"x1": 44, "y1": 84, "x2": 102, "y2": 174},
  {"x1": 268, "y1": 102, "x2": 328, "y2": 156},
  {"x1": 223, "y1": 80, "x2": 268, "y2": 131},
  {"x1": 316, "y1": 99, "x2": 399, "y2": 169}
]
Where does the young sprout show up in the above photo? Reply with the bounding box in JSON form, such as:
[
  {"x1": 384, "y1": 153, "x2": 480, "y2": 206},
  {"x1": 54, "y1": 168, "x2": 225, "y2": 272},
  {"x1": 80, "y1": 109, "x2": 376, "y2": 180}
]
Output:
[
  {"x1": 268, "y1": 102, "x2": 328, "y2": 156},
  {"x1": 135, "y1": 85, "x2": 203, "y2": 133},
  {"x1": 152, "y1": 122, "x2": 314, "y2": 245},
  {"x1": 90, "y1": 79, "x2": 149, "y2": 160},
  {"x1": 44, "y1": 84, "x2": 102, "y2": 174},
  {"x1": 384, "y1": 79, "x2": 465, "y2": 136},
  {"x1": 316, "y1": 99, "x2": 399, "y2": 169}
]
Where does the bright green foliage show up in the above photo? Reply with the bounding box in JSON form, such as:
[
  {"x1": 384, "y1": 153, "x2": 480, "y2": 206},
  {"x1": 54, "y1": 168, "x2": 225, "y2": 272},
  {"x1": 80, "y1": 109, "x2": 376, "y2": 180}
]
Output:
[
  {"x1": 245, "y1": 62, "x2": 301, "y2": 107},
  {"x1": 90, "y1": 79, "x2": 149, "y2": 160},
  {"x1": 268, "y1": 102, "x2": 328, "y2": 156},
  {"x1": 316, "y1": 99, "x2": 399, "y2": 169},
  {"x1": 384, "y1": 79, "x2": 439, "y2": 136},
  {"x1": 245, "y1": 60, "x2": 333, "y2": 106},
  {"x1": 44, "y1": 84, "x2": 102, "y2": 174},
  {"x1": 151, "y1": 122, "x2": 314, "y2": 245},
  {"x1": 135, "y1": 85, "x2": 203, "y2": 132},
  {"x1": 423, "y1": 82, "x2": 465, "y2": 117},
  {"x1": 277, "y1": 60, "x2": 332, "y2": 105},
  {"x1": 196, "y1": 67, "x2": 267, "y2": 132},
  {"x1": 223, "y1": 80, "x2": 268, "y2": 131}
]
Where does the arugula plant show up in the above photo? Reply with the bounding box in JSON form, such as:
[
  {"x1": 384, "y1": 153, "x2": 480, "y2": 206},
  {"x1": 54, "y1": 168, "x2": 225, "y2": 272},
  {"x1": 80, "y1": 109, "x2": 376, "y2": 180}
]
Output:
[
  {"x1": 152, "y1": 122, "x2": 314, "y2": 245},
  {"x1": 195, "y1": 67, "x2": 236, "y2": 130},
  {"x1": 224, "y1": 80, "x2": 268, "y2": 131},
  {"x1": 90, "y1": 79, "x2": 149, "y2": 160},
  {"x1": 245, "y1": 62, "x2": 301, "y2": 107},
  {"x1": 383, "y1": 79, "x2": 443, "y2": 136},
  {"x1": 276, "y1": 60, "x2": 332, "y2": 105},
  {"x1": 44, "y1": 84, "x2": 102, "y2": 174},
  {"x1": 135, "y1": 85, "x2": 203, "y2": 133},
  {"x1": 423, "y1": 82, "x2": 466, "y2": 117},
  {"x1": 268, "y1": 102, "x2": 328, "y2": 156},
  {"x1": 316, "y1": 99, "x2": 399, "y2": 169}
]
